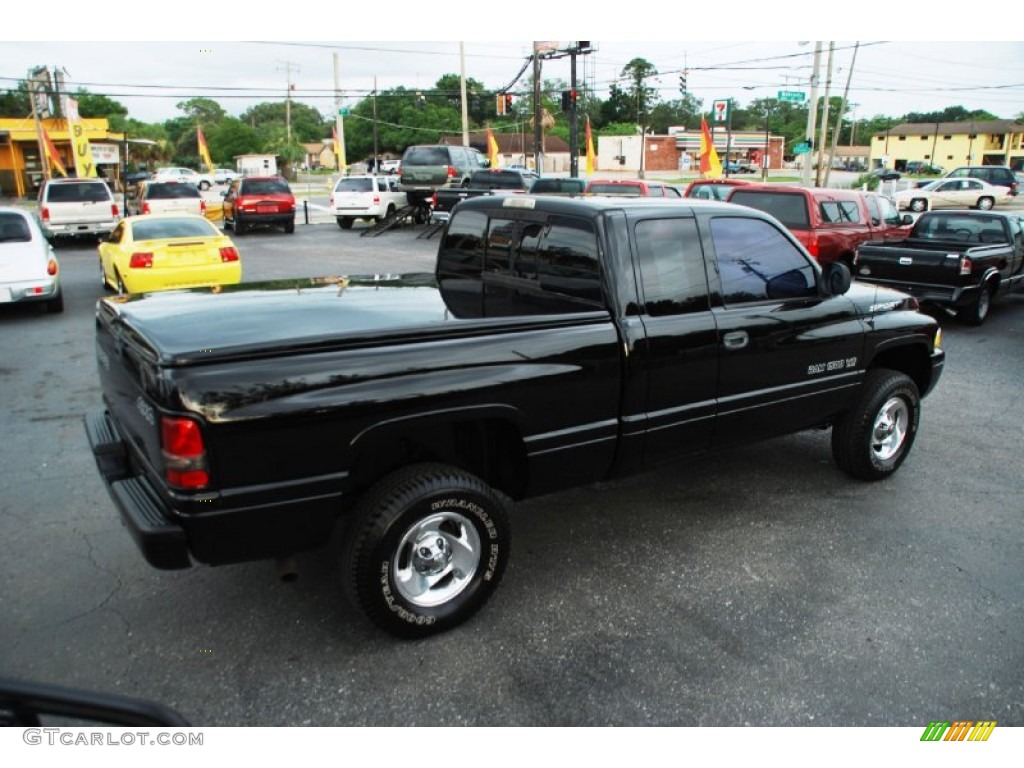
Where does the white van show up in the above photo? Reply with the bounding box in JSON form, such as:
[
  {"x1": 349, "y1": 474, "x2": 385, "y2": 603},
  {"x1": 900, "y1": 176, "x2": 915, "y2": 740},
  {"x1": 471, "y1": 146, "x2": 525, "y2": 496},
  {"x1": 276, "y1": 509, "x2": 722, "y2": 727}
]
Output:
[
  {"x1": 38, "y1": 178, "x2": 121, "y2": 240},
  {"x1": 330, "y1": 175, "x2": 407, "y2": 229}
]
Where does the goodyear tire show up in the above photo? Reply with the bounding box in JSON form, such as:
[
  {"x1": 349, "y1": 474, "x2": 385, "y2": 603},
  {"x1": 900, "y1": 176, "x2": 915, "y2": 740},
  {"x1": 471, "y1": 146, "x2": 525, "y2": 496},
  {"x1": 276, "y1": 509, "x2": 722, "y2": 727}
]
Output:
[
  {"x1": 283, "y1": 219, "x2": 295, "y2": 234},
  {"x1": 958, "y1": 282, "x2": 993, "y2": 326},
  {"x1": 909, "y1": 198, "x2": 928, "y2": 213},
  {"x1": 339, "y1": 217, "x2": 354, "y2": 230},
  {"x1": 234, "y1": 215, "x2": 247, "y2": 235},
  {"x1": 832, "y1": 369, "x2": 920, "y2": 481},
  {"x1": 341, "y1": 463, "x2": 510, "y2": 638},
  {"x1": 976, "y1": 196, "x2": 994, "y2": 211}
]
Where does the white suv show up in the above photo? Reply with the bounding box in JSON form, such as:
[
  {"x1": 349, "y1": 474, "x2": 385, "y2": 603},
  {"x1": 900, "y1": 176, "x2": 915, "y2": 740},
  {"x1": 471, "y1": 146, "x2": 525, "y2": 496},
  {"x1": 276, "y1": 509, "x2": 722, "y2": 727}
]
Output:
[
  {"x1": 153, "y1": 167, "x2": 214, "y2": 190},
  {"x1": 37, "y1": 178, "x2": 121, "y2": 240},
  {"x1": 330, "y1": 175, "x2": 408, "y2": 229}
]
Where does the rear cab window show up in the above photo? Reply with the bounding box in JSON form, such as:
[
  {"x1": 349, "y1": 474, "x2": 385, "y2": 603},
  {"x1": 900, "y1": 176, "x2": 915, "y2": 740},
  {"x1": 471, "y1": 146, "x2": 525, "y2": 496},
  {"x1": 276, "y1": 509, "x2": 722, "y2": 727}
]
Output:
[
  {"x1": 728, "y1": 191, "x2": 810, "y2": 229},
  {"x1": 438, "y1": 207, "x2": 603, "y2": 317}
]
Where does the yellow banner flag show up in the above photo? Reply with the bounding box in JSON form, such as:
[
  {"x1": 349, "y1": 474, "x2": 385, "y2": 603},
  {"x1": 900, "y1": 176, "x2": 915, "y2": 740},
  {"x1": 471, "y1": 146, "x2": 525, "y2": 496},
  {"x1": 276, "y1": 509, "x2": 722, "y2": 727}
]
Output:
[
  {"x1": 197, "y1": 126, "x2": 215, "y2": 173},
  {"x1": 42, "y1": 127, "x2": 68, "y2": 177},
  {"x1": 64, "y1": 97, "x2": 96, "y2": 178},
  {"x1": 487, "y1": 125, "x2": 500, "y2": 169},
  {"x1": 585, "y1": 116, "x2": 596, "y2": 175},
  {"x1": 699, "y1": 115, "x2": 723, "y2": 179}
]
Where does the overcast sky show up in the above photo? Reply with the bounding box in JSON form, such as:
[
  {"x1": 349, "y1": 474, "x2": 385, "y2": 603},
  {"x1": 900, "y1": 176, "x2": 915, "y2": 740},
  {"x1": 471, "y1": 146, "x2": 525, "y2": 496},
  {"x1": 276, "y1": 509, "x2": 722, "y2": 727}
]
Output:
[{"x1": 3, "y1": 8, "x2": 1022, "y2": 127}]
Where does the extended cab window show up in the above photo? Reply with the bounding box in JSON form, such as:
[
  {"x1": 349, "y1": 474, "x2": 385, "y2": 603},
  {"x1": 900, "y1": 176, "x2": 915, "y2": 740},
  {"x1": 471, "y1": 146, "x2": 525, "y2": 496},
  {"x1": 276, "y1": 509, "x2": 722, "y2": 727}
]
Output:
[
  {"x1": 819, "y1": 201, "x2": 861, "y2": 223},
  {"x1": 634, "y1": 218, "x2": 709, "y2": 315},
  {"x1": 710, "y1": 217, "x2": 817, "y2": 304}
]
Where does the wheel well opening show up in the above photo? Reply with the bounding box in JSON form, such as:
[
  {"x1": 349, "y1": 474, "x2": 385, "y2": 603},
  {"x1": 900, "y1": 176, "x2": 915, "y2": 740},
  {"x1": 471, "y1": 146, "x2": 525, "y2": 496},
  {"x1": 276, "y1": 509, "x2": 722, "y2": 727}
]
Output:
[
  {"x1": 350, "y1": 419, "x2": 528, "y2": 500},
  {"x1": 870, "y1": 346, "x2": 931, "y2": 395}
]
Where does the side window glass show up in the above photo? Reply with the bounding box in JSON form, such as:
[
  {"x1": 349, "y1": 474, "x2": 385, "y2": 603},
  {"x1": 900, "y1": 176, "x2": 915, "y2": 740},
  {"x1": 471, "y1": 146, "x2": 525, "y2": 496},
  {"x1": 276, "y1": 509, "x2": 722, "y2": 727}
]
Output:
[
  {"x1": 878, "y1": 196, "x2": 902, "y2": 226},
  {"x1": 710, "y1": 217, "x2": 817, "y2": 304},
  {"x1": 864, "y1": 195, "x2": 881, "y2": 226},
  {"x1": 535, "y1": 215, "x2": 601, "y2": 303},
  {"x1": 634, "y1": 218, "x2": 709, "y2": 316}
]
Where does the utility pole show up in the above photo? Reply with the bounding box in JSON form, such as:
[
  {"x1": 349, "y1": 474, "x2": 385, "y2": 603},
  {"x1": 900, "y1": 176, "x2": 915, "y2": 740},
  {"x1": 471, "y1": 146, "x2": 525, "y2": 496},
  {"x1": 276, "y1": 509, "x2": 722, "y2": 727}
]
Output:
[
  {"x1": 459, "y1": 43, "x2": 470, "y2": 147},
  {"x1": 278, "y1": 60, "x2": 299, "y2": 143},
  {"x1": 532, "y1": 42, "x2": 543, "y2": 175},
  {"x1": 372, "y1": 75, "x2": 379, "y2": 171},
  {"x1": 824, "y1": 42, "x2": 858, "y2": 188},
  {"x1": 815, "y1": 42, "x2": 835, "y2": 187},
  {"x1": 333, "y1": 53, "x2": 346, "y2": 174},
  {"x1": 801, "y1": 42, "x2": 822, "y2": 188},
  {"x1": 569, "y1": 48, "x2": 578, "y2": 178}
]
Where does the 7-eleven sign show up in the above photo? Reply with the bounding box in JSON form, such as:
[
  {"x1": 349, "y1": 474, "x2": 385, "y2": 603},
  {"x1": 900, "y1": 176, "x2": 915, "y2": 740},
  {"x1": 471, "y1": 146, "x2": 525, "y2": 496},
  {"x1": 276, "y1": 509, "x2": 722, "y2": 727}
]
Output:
[{"x1": 712, "y1": 99, "x2": 730, "y2": 123}]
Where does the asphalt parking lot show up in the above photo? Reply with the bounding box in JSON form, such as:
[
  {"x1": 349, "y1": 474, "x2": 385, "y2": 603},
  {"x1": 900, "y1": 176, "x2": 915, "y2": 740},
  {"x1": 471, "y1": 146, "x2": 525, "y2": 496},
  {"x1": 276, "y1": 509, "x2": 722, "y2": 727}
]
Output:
[{"x1": 0, "y1": 217, "x2": 1022, "y2": 727}]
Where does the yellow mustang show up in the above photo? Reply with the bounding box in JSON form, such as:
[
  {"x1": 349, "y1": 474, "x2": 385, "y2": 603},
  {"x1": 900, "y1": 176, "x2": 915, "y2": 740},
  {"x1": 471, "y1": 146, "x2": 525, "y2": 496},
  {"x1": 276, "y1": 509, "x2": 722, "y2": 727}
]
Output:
[{"x1": 98, "y1": 214, "x2": 241, "y2": 294}]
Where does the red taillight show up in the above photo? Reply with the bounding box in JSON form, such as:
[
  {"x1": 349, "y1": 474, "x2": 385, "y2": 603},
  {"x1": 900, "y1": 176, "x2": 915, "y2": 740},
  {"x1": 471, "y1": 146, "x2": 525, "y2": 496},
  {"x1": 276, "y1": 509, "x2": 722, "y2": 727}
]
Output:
[
  {"x1": 161, "y1": 416, "x2": 209, "y2": 489},
  {"x1": 112, "y1": 203, "x2": 120, "y2": 218},
  {"x1": 373, "y1": 195, "x2": 380, "y2": 204},
  {"x1": 446, "y1": 165, "x2": 456, "y2": 178},
  {"x1": 142, "y1": 201, "x2": 151, "y2": 214},
  {"x1": 129, "y1": 252, "x2": 154, "y2": 269},
  {"x1": 219, "y1": 246, "x2": 239, "y2": 263},
  {"x1": 41, "y1": 206, "x2": 50, "y2": 222},
  {"x1": 47, "y1": 258, "x2": 58, "y2": 276},
  {"x1": 1010, "y1": 182, "x2": 1018, "y2": 195},
  {"x1": 805, "y1": 232, "x2": 820, "y2": 258},
  {"x1": 431, "y1": 192, "x2": 438, "y2": 207},
  {"x1": 959, "y1": 257, "x2": 972, "y2": 276},
  {"x1": 200, "y1": 200, "x2": 207, "y2": 214}
]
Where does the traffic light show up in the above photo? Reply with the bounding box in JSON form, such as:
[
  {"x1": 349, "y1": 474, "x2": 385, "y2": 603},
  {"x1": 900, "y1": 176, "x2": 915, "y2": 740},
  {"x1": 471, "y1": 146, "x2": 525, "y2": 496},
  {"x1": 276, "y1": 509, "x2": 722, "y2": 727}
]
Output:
[
  {"x1": 679, "y1": 71, "x2": 688, "y2": 94},
  {"x1": 496, "y1": 93, "x2": 506, "y2": 115},
  {"x1": 504, "y1": 94, "x2": 513, "y2": 114},
  {"x1": 560, "y1": 90, "x2": 577, "y2": 112}
]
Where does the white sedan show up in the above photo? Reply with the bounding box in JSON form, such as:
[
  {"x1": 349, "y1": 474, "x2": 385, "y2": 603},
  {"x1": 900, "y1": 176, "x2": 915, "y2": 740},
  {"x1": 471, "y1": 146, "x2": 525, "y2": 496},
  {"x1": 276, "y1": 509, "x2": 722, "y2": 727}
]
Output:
[
  {"x1": 214, "y1": 168, "x2": 239, "y2": 185},
  {"x1": 0, "y1": 207, "x2": 63, "y2": 313},
  {"x1": 152, "y1": 166, "x2": 215, "y2": 191},
  {"x1": 894, "y1": 178, "x2": 1010, "y2": 212}
]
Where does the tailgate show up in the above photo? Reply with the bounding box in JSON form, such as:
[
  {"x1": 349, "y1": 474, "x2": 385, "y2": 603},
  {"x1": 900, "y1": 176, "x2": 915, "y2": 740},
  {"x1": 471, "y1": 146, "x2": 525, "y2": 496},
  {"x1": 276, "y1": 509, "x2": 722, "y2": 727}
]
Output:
[
  {"x1": 856, "y1": 244, "x2": 963, "y2": 284},
  {"x1": 47, "y1": 200, "x2": 114, "y2": 225},
  {"x1": 94, "y1": 301, "x2": 168, "y2": 479}
]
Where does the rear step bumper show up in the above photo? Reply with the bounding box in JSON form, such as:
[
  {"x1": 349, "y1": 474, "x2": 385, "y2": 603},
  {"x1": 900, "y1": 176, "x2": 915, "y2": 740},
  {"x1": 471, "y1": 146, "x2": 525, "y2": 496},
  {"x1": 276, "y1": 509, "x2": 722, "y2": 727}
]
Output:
[{"x1": 84, "y1": 410, "x2": 191, "y2": 570}]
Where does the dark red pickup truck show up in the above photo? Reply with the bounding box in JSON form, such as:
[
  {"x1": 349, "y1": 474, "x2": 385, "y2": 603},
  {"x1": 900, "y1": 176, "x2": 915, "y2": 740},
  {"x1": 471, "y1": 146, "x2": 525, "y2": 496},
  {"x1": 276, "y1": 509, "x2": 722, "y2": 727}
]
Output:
[{"x1": 728, "y1": 185, "x2": 912, "y2": 266}]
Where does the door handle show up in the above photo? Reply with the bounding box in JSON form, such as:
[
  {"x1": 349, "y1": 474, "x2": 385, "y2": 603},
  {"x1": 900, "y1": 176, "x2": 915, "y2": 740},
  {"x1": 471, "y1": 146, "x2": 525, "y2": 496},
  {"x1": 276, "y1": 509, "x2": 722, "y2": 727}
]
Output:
[{"x1": 722, "y1": 331, "x2": 749, "y2": 350}]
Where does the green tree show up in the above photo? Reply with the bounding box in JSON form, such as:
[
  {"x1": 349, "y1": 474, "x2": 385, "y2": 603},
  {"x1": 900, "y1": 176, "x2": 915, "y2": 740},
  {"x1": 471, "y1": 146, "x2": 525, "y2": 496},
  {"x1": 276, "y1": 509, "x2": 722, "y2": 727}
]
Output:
[
  {"x1": 239, "y1": 101, "x2": 331, "y2": 143},
  {"x1": 209, "y1": 117, "x2": 260, "y2": 164},
  {"x1": 74, "y1": 88, "x2": 129, "y2": 131},
  {"x1": 0, "y1": 82, "x2": 31, "y2": 118},
  {"x1": 619, "y1": 57, "x2": 659, "y2": 127},
  {"x1": 176, "y1": 97, "x2": 227, "y2": 126}
]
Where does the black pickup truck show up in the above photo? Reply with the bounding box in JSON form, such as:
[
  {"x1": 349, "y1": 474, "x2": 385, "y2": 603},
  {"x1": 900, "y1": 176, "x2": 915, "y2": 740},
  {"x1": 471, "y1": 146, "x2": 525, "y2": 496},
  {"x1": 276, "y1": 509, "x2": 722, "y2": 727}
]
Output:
[
  {"x1": 431, "y1": 169, "x2": 530, "y2": 222},
  {"x1": 854, "y1": 210, "x2": 1024, "y2": 325},
  {"x1": 86, "y1": 195, "x2": 944, "y2": 637}
]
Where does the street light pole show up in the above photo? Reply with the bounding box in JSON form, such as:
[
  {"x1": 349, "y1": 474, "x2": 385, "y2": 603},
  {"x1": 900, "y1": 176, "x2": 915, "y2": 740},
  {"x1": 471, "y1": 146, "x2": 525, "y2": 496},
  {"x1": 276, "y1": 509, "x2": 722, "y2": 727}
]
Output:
[{"x1": 801, "y1": 42, "x2": 822, "y2": 187}]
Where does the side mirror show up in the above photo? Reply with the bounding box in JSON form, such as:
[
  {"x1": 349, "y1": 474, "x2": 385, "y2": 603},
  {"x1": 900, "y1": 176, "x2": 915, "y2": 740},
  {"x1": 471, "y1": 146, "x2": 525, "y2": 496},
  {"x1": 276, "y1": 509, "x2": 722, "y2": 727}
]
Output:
[
  {"x1": 822, "y1": 261, "x2": 852, "y2": 296},
  {"x1": 901, "y1": 214, "x2": 914, "y2": 225}
]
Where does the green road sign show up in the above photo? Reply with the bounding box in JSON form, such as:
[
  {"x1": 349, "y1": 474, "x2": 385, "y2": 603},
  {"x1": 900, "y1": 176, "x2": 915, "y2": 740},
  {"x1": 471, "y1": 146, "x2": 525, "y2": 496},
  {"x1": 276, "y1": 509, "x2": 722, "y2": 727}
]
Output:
[
  {"x1": 793, "y1": 142, "x2": 810, "y2": 155},
  {"x1": 778, "y1": 90, "x2": 806, "y2": 103},
  {"x1": 338, "y1": 107, "x2": 350, "y2": 116}
]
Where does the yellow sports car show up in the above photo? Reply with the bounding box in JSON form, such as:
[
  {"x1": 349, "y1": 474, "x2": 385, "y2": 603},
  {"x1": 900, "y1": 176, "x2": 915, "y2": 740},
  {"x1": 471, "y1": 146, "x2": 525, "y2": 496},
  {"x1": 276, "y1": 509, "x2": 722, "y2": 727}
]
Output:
[{"x1": 98, "y1": 214, "x2": 241, "y2": 294}]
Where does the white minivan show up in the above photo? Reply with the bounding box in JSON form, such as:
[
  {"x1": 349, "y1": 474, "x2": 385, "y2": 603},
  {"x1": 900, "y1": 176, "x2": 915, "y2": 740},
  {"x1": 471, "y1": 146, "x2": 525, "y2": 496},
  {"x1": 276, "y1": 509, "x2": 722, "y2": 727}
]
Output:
[{"x1": 330, "y1": 175, "x2": 408, "y2": 229}]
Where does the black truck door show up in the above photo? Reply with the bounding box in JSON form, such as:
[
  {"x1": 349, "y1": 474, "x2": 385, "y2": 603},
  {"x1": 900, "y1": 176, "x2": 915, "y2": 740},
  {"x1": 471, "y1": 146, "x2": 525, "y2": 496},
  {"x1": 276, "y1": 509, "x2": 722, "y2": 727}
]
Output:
[
  {"x1": 702, "y1": 213, "x2": 866, "y2": 448},
  {"x1": 623, "y1": 215, "x2": 719, "y2": 467}
]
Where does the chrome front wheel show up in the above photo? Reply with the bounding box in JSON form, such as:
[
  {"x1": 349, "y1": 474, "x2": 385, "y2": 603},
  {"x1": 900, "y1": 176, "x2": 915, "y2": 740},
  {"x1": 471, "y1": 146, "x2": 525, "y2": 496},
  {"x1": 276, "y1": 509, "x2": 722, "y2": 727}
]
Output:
[
  {"x1": 392, "y1": 511, "x2": 482, "y2": 608},
  {"x1": 871, "y1": 397, "x2": 910, "y2": 462}
]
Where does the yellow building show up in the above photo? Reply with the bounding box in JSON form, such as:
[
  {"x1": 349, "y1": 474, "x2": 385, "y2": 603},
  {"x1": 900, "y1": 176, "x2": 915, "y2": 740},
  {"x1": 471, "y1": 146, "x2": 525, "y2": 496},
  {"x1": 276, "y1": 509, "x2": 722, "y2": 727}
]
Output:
[
  {"x1": 0, "y1": 117, "x2": 122, "y2": 198},
  {"x1": 870, "y1": 120, "x2": 1024, "y2": 172}
]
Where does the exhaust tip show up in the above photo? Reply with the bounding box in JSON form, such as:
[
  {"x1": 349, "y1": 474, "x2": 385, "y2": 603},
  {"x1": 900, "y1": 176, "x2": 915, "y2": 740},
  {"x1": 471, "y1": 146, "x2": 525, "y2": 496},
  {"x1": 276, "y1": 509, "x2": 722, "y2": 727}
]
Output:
[{"x1": 275, "y1": 556, "x2": 299, "y2": 583}]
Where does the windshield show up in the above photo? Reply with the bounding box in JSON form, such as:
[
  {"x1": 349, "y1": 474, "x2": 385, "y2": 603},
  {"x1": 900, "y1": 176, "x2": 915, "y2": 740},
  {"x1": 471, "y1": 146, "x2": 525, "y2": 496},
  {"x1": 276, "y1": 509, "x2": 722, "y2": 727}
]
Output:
[
  {"x1": 145, "y1": 184, "x2": 200, "y2": 199},
  {"x1": 335, "y1": 178, "x2": 374, "y2": 192},
  {"x1": 132, "y1": 217, "x2": 218, "y2": 240},
  {"x1": 587, "y1": 183, "x2": 642, "y2": 196},
  {"x1": 241, "y1": 179, "x2": 291, "y2": 195},
  {"x1": 0, "y1": 213, "x2": 32, "y2": 242},
  {"x1": 46, "y1": 182, "x2": 110, "y2": 203},
  {"x1": 402, "y1": 147, "x2": 450, "y2": 165},
  {"x1": 729, "y1": 191, "x2": 810, "y2": 229}
]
